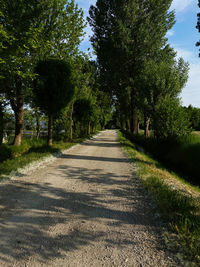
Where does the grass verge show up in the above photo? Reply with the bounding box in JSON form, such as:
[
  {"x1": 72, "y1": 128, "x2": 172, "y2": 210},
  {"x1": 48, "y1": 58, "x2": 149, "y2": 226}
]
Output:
[
  {"x1": 0, "y1": 136, "x2": 89, "y2": 179},
  {"x1": 118, "y1": 130, "x2": 200, "y2": 265},
  {"x1": 124, "y1": 131, "x2": 200, "y2": 186}
]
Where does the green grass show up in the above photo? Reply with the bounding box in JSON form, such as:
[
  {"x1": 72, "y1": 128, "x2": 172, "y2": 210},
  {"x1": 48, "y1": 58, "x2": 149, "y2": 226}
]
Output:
[
  {"x1": 193, "y1": 131, "x2": 200, "y2": 136},
  {"x1": 123, "y1": 131, "x2": 200, "y2": 186},
  {"x1": 118, "y1": 130, "x2": 200, "y2": 265},
  {"x1": 0, "y1": 137, "x2": 87, "y2": 178}
]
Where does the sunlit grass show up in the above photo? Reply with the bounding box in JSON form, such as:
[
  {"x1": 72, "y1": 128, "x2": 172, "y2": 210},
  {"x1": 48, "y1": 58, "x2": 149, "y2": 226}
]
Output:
[
  {"x1": 118, "y1": 130, "x2": 200, "y2": 265},
  {"x1": 124, "y1": 131, "x2": 200, "y2": 185},
  {"x1": 0, "y1": 137, "x2": 86, "y2": 178}
]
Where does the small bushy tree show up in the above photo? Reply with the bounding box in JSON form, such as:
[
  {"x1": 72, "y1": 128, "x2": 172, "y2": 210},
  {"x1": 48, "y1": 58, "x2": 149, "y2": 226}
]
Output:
[
  {"x1": 73, "y1": 98, "x2": 97, "y2": 136},
  {"x1": 33, "y1": 59, "x2": 75, "y2": 146}
]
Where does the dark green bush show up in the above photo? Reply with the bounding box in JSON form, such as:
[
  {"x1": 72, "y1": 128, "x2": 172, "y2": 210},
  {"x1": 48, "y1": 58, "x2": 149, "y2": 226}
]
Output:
[
  {"x1": 123, "y1": 131, "x2": 200, "y2": 185},
  {"x1": 0, "y1": 145, "x2": 12, "y2": 162}
]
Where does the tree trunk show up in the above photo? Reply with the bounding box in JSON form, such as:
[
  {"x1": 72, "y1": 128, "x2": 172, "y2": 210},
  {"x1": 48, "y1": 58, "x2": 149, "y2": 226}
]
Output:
[
  {"x1": 144, "y1": 115, "x2": 150, "y2": 138},
  {"x1": 8, "y1": 78, "x2": 24, "y2": 146},
  {"x1": 126, "y1": 119, "x2": 131, "y2": 132},
  {"x1": 88, "y1": 121, "x2": 91, "y2": 136},
  {"x1": 70, "y1": 103, "x2": 74, "y2": 141},
  {"x1": 130, "y1": 88, "x2": 138, "y2": 135},
  {"x1": 48, "y1": 114, "x2": 53, "y2": 146},
  {"x1": 91, "y1": 125, "x2": 95, "y2": 134},
  {"x1": 35, "y1": 110, "x2": 41, "y2": 139},
  {"x1": 0, "y1": 102, "x2": 4, "y2": 146},
  {"x1": 137, "y1": 120, "x2": 140, "y2": 135},
  {"x1": 130, "y1": 108, "x2": 138, "y2": 135},
  {"x1": 13, "y1": 106, "x2": 24, "y2": 146}
]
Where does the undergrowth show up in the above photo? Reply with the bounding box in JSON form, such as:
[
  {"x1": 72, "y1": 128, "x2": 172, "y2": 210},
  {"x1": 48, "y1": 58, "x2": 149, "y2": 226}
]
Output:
[
  {"x1": 118, "y1": 130, "x2": 200, "y2": 265},
  {"x1": 123, "y1": 131, "x2": 200, "y2": 186}
]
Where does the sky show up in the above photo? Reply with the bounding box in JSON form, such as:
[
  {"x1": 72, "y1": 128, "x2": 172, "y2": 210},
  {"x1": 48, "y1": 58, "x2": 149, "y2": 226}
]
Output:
[{"x1": 76, "y1": 0, "x2": 200, "y2": 108}]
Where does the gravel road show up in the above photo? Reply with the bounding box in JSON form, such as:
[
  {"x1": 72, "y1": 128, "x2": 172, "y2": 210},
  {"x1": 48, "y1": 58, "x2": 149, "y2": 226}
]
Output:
[{"x1": 0, "y1": 130, "x2": 180, "y2": 266}]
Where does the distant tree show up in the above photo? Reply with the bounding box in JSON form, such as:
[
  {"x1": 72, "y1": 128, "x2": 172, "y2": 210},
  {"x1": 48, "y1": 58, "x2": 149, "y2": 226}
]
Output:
[
  {"x1": 97, "y1": 91, "x2": 112, "y2": 130},
  {"x1": 138, "y1": 56, "x2": 189, "y2": 138},
  {"x1": 33, "y1": 59, "x2": 75, "y2": 146},
  {"x1": 185, "y1": 105, "x2": 200, "y2": 130},
  {"x1": 88, "y1": 0, "x2": 175, "y2": 134},
  {"x1": 73, "y1": 98, "x2": 96, "y2": 136},
  {"x1": 153, "y1": 96, "x2": 191, "y2": 140}
]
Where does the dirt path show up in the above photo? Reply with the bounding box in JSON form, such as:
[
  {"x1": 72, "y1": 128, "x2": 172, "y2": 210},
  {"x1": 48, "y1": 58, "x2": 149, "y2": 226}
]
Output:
[{"x1": 0, "y1": 130, "x2": 180, "y2": 267}]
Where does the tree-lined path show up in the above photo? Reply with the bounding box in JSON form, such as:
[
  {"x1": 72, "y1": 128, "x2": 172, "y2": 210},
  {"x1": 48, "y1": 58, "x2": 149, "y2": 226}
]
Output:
[{"x1": 0, "y1": 130, "x2": 179, "y2": 266}]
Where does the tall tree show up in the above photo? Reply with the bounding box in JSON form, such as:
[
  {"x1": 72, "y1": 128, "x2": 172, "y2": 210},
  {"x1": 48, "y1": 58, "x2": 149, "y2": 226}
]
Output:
[
  {"x1": 0, "y1": 0, "x2": 85, "y2": 145},
  {"x1": 88, "y1": 0, "x2": 175, "y2": 133},
  {"x1": 33, "y1": 59, "x2": 75, "y2": 146}
]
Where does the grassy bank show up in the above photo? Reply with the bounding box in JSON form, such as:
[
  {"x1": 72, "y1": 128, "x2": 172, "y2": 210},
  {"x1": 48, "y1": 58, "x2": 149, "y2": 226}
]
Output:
[
  {"x1": 123, "y1": 131, "x2": 200, "y2": 186},
  {"x1": 118, "y1": 131, "x2": 200, "y2": 265},
  {"x1": 0, "y1": 136, "x2": 87, "y2": 178}
]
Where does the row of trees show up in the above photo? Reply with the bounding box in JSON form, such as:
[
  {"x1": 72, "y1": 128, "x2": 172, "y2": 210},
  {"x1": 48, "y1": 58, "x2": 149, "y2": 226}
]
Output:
[
  {"x1": 0, "y1": 0, "x2": 112, "y2": 146},
  {"x1": 184, "y1": 105, "x2": 200, "y2": 131},
  {"x1": 88, "y1": 0, "x2": 190, "y2": 140}
]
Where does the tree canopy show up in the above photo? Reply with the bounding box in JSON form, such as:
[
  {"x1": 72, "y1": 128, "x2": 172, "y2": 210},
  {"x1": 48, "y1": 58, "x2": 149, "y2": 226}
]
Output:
[{"x1": 33, "y1": 58, "x2": 75, "y2": 146}]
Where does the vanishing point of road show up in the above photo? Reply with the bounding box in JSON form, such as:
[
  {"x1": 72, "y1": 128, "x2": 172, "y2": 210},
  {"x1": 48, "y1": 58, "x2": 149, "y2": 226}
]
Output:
[{"x1": 0, "y1": 130, "x2": 180, "y2": 266}]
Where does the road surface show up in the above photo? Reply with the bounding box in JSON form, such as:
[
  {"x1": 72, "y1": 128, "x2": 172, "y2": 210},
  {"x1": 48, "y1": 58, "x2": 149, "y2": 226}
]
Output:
[{"x1": 0, "y1": 130, "x2": 179, "y2": 266}]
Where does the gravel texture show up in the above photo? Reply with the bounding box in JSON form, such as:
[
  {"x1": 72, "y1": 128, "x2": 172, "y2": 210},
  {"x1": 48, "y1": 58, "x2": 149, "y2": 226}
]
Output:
[{"x1": 0, "y1": 130, "x2": 180, "y2": 266}]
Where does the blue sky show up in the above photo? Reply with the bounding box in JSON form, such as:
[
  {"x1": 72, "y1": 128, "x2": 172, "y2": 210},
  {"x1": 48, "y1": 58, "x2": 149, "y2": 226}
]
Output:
[{"x1": 76, "y1": 0, "x2": 200, "y2": 108}]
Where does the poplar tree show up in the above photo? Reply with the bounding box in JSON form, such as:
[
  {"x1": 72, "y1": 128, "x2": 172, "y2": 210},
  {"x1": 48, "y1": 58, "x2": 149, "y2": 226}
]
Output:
[{"x1": 88, "y1": 0, "x2": 175, "y2": 133}]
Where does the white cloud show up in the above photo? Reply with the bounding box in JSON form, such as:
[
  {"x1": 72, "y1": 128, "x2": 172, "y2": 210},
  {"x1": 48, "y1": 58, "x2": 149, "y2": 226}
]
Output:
[
  {"x1": 181, "y1": 61, "x2": 200, "y2": 107},
  {"x1": 170, "y1": 0, "x2": 195, "y2": 13},
  {"x1": 173, "y1": 47, "x2": 200, "y2": 107},
  {"x1": 166, "y1": 30, "x2": 175, "y2": 37},
  {"x1": 175, "y1": 47, "x2": 194, "y2": 61}
]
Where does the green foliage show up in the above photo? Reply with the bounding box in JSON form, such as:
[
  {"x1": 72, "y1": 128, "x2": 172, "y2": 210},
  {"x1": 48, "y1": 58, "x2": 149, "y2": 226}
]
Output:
[
  {"x1": 0, "y1": 0, "x2": 85, "y2": 145},
  {"x1": 33, "y1": 58, "x2": 75, "y2": 145},
  {"x1": 74, "y1": 98, "x2": 95, "y2": 123},
  {"x1": 143, "y1": 177, "x2": 200, "y2": 264},
  {"x1": 118, "y1": 130, "x2": 200, "y2": 265},
  {"x1": 97, "y1": 91, "x2": 113, "y2": 129},
  {"x1": 184, "y1": 105, "x2": 200, "y2": 131},
  {"x1": 34, "y1": 59, "x2": 74, "y2": 116},
  {"x1": 88, "y1": 0, "x2": 175, "y2": 131},
  {"x1": 0, "y1": 139, "x2": 77, "y2": 176},
  {"x1": 136, "y1": 56, "x2": 189, "y2": 139},
  {"x1": 53, "y1": 106, "x2": 71, "y2": 140},
  {"x1": 123, "y1": 130, "x2": 200, "y2": 185},
  {"x1": 152, "y1": 96, "x2": 191, "y2": 140},
  {"x1": 140, "y1": 57, "x2": 189, "y2": 106},
  {"x1": 0, "y1": 138, "x2": 46, "y2": 163}
]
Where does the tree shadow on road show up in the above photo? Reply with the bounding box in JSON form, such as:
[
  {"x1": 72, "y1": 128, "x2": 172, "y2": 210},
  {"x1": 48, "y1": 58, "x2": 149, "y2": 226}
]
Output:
[
  {"x1": 0, "y1": 157, "x2": 165, "y2": 264},
  {"x1": 60, "y1": 154, "x2": 130, "y2": 163},
  {"x1": 81, "y1": 142, "x2": 121, "y2": 148}
]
